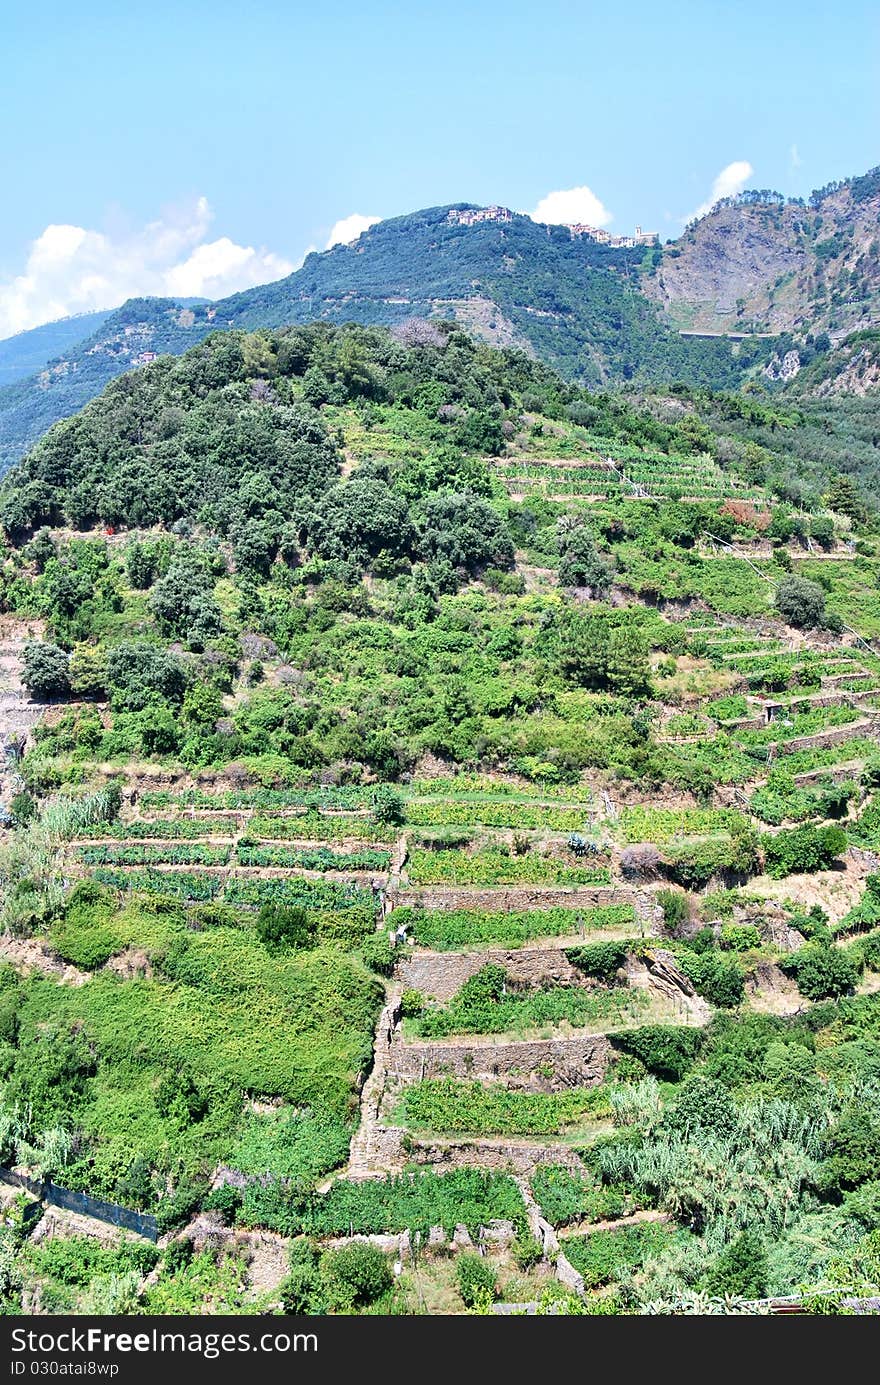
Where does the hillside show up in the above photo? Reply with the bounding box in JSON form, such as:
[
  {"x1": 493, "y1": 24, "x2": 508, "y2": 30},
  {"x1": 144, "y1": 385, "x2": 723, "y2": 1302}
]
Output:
[
  {"x1": 0, "y1": 206, "x2": 776, "y2": 473},
  {"x1": 0, "y1": 310, "x2": 111, "y2": 385},
  {"x1": 3, "y1": 172, "x2": 880, "y2": 479},
  {"x1": 1, "y1": 325, "x2": 880, "y2": 1312},
  {"x1": 645, "y1": 167, "x2": 880, "y2": 341},
  {"x1": 0, "y1": 297, "x2": 219, "y2": 473}
]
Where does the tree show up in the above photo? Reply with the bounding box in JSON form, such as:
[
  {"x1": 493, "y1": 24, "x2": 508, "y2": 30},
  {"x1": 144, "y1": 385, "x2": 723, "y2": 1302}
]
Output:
[
  {"x1": 825, "y1": 474, "x2": 864, "y2": 522},
  {"x1": 21, "y1": 642, "x2": 70, "y2": 699},
  {"x1": 416, "y1": 491, "x2": 514, "y2": 574},
  {"x1": 774, "y1": 574, "x2": 826, "y2": 629},
  {"x1": 810, "y1": 515, "x2": 835, "y2": 549},
  {"x1": 557, "y1": 521, "x2": 611, "y2": 591},
  {"x1": 105, "y1": 642, "x2": 187, "y2": 712},
  {"x1": 783, "y1": 943, "x2": 859, "y2": 1001}
]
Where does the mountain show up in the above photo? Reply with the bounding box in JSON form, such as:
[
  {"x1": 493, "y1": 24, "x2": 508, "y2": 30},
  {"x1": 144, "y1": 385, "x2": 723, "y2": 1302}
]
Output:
[
  {"x1": 1, "y1": 169, "x2": 879, "y2": 473},
  {"x1": 0, "y1": 297, "x2": 218, "y2": 471},
  {"x1": 0, "y1": 309, "x2": 111, "y2": 385},
  {"x1": 0, "y1": 208, "x2": 776, "y2": 474},
  {"x1": 645, "y1": 167, "x2": 880, "y2": 341}
]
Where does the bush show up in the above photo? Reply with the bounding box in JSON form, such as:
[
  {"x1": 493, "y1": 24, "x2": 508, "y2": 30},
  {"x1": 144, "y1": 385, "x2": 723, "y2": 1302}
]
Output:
[
  {"x1": 566, "y1": 941, "x2": 629, "y2": 983},
  {"x1": 677, "y1": 949, "x2": 745, "y2": 1008},
  {"x1": 202, "y1": 1184, "x2": 242, "y2": 1225},
  {"x1": 657, "y1": 888, "x2": 689, "y2": 932},
  {"x1": 782, "y1": 944, "x2": 860, "y2": 1000},
  {"x1": 22, "y1": 642, "x2": 70, "y2": 698},
  {"x1": 704, "y1": 1230, "x2": 768, "y2": 1298},
  {"x1": 762, "y1": 824, "x2": 847, "y2": 878},
  {"x1": 371, "y1": 785, "x2": 405, "y2": 826},
  {"x1": 319, "y1": 1242, "x2": 392, "y2": 1311},
  {"x1": 608, "y1": 1026, "x2": 702, "y2": 1082},
  {"x1": 399, "y1": 989, "x2": 425, "y2": 1018},
  {"x1": 511, "y1": 1233, "x2": 543, "y2": 1271},
  {"x1": 775, "y1": 574, "x2": 826, "y2": 629},
  {"x1": 256, "y1": 904, "x2": 317, "y2": 953},
  {"x1": 456, "y1": 1252, "x2": 497, "y2": 1308},
  {"x1": 360, "y1": 935, "x2": 398, "y2": 976}
]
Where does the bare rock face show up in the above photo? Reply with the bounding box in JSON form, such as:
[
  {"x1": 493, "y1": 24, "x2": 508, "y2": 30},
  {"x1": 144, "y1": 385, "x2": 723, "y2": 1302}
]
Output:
[
  {"x1": 643, "y1": 182, "x2": 880, "y2": 341},
  {"x1": 764, "y1": 350, "x2": 801, "y2": 382}
]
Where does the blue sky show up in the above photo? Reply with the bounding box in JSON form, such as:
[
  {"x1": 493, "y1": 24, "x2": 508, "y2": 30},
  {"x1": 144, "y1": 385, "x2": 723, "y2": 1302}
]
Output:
[{"x1": 1, "y1": 0, "x2": 877, "y2": 335}]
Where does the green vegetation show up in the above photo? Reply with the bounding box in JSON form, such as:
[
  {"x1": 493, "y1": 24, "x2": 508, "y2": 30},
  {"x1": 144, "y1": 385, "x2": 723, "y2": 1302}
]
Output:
[
  {"x1": 2, "y1": 315, "x2": 880, "y2": 1315},
  {"x1": 398, "y1": 1078, "x2": 612, "y2": 1136}
]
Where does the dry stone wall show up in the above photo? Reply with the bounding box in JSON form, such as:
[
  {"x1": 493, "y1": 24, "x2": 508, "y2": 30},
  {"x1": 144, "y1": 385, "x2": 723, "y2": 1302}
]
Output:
[
  {"x1": 399, "y1": 946, "x2": 603, "y2": 1002},
  {"x1": 406, "y1": 1137, "x2": 586, "y2": 1175},
  {"x1": 388, "y1": 1031, "x2": 611, "y2": 1091}
]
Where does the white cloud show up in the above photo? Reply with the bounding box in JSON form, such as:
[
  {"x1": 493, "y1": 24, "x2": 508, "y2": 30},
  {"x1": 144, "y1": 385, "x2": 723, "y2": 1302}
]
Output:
[
  {"x1": 529, "y1": 185, "x2": 613, "y2": 228},
  {"x1": 686, "y1": 160, "x2": 754, "y2": 224},
  {"x1": 790, "y1": 143, "x2": 803, "y2": 170},
  {"x1": 325, "y1": 214, "x2": 380, "y2": 248},
  {"x1": 0, "y1": 198, "x2": 295, "y2": 339}
]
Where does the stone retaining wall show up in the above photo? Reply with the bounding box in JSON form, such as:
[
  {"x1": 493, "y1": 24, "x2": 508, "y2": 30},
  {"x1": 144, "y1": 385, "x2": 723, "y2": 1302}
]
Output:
[
  {"x1": 388, "y1": 1031, "x2": 611, "y2": 1090},
  {"x1": 407, "y1": 1137, "x2": 586, "y2": 1175},
  {"x1": 398, "y1": 946, "x2": 604, "y2": 1002},
  {"x1": 779, "y1": 721, "x2": 877, "y2": 755}
]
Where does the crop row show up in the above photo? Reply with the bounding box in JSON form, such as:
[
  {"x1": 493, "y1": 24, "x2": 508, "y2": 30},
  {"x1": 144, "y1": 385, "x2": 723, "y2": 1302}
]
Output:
[
  {"x1": 619, "y1": 806, "x2": 750, "y2": 846},
  {"x1": 405, "y1": 849, "x2": 611, "y2": 886},
  {"x1": 89, "y1": 868, "x2": 223, "y2": 900},
  {"x1": 397, "y1": 1077, "x2": 612, "y2": 1137},
  {"x1": 392, "y1": 902, "x2": 637, "y2": 950},
  {"x1": 86, "y1": 868, "x2": 377, "y2": 909},
  {"x1": 249, "y1": 813, "x2": 388, "y2": 842},
  {"x1": 406, "y1": 777, "x2": 595, "y2": 803},
  {"x1": 237, "y1": 842, "x2": 390, "y2": 872},
  {"x1": 241, "y1": 1168, "x2": 525, "y2": 1237},
  {"x1": 404, "y1": 800, "x2": 591, "y2": 831},
  {"x1": 82, "y1": 816, "x2": 237, "y2": 840},
  {"x1": 140, "y1": 786, "x2": 375, "y2": 810},
  {"x1": 77, "y1": 843, "x2": 231, "y2": 867}
]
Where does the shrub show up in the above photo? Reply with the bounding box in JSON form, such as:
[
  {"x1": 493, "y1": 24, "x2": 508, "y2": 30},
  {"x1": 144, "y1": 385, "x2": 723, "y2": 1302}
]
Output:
[
  {"x1": 202, "y1": 1184, "x2": 242, "y2": 1225},
  {"x1": 511, "y1": 1233, "x2": 543, "y2": 1271},
  {"x1": 371, "y1": 785, "x2": 405, "y2": 826},
  {"x1": 657, "y1": 888, "x2": 689, "y2": 932},
  {"x1": 399, "y1": 989, "x2": 425, "y2": 1018},
  {"x1": 676, "y1": 949, "x2": 745, "y2": 1008},
  {"x1": 22, "y1": 642, "x2": 70, "y2": 698},
  {"x1": 360, "y1": 935, "x2": 398, "y2": 976},
  {"x1": 608, "y1": 1026, "x2": 702, "y2": 1082},
  {"x1": 456, "y1": 1252, "x2": 497, "y2": 1308},
  {"x1": 255, "y1": 905, "x2": 317, "y2": 953},
  {"x1": 319, "y1": 1242, "x2": 392, "y2": 1311},
  {"x1": 762, "y1": 824, "x2": 847, "y2": 878},
  {"x1": 782, "y1": 944, "x2": 860, "y2": 1000},
  {"x1": 703, "y1": 1230, "x2": 768, "y2": 1298},
  {"x1": 566, "y1": 941, "x2": 629, "y2": 983},
  {"x1": 775, "y1": 574, "x2": 826, "y2": 629}
]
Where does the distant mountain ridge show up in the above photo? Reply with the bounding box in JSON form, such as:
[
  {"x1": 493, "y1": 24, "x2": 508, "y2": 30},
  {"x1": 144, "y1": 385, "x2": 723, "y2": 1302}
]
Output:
[
  {"x1": 0, "y1": 310, "x2": 111, "y2": 385},
  {"x1": 646, "y1": 166, "x2": 880, "y2": 340},
  {"x1": 1, "y1": 167, "x2": 878, "y2": 471}
]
